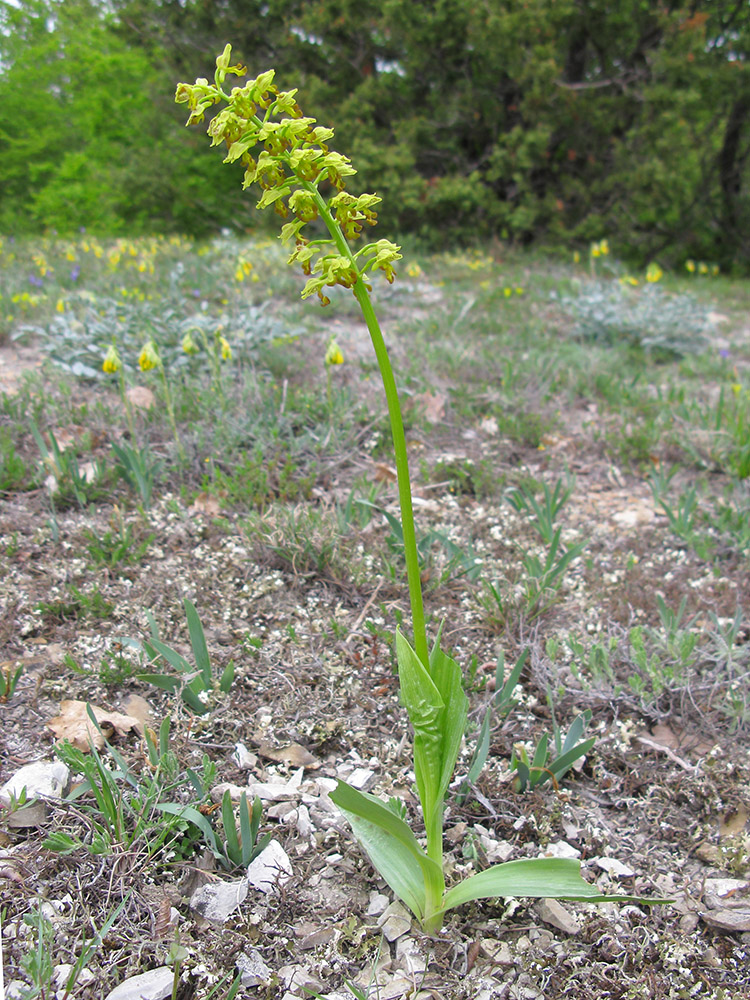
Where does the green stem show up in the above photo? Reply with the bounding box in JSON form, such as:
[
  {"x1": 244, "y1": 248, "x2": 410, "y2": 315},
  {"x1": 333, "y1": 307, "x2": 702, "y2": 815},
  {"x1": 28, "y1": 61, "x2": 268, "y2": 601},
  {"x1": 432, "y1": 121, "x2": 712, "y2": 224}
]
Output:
[
  {"x1": 158, "y1": 364, "x2": 186, "y2": 462},
  {"x1": 310, "y1": 187, "x2": 428, "y2": 666},
  {"x1": 118, "y1": 366, "x2": 136, "y2": 441}
]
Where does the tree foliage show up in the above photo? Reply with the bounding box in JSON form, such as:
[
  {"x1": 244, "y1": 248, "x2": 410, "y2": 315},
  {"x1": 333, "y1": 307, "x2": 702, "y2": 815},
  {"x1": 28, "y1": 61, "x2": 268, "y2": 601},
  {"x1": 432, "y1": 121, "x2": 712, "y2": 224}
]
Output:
[{"x1": 1, "y1": 0, "x2": 749, "y2": 268}]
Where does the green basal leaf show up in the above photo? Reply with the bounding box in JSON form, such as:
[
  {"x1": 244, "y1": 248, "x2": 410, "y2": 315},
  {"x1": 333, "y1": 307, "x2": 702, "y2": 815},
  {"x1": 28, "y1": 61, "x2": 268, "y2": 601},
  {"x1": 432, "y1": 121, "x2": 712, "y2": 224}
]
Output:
[
  {"x1": 240, "y1": 792, "x2": 254, "y2": 866},
  {"x1": 439, "y1": 858, "x2": 663, "y2": 917},
  {"x1": 330, "y1": 779, "x2": 444, "y2": 922},
  {"x1": 428, "y1": 640, "x2": 468, "y2": 816},
  {"x1": 562, "y1": 711, "x2": 591, "y2": 754},
  {"x1": 181, "y1": 685, "x2": 210, "y2": 715},
  {"x1": 395, "y1": 631, "x2": 444, "y2": 831},
  {"x1": 43, "y1": 831, "x2": 80, "y2": 854},
  {"x1": 396, "y1": 632, "x2": 467, "y2": 832}
]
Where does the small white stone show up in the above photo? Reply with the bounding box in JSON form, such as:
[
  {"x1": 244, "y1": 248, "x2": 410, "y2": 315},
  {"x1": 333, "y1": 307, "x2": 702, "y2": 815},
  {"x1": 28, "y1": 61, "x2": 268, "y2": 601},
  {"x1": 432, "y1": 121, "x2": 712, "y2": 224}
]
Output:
[
  {"x1": 347, "y1": 768, "x2": 375, "y2": 790},
  {"x1": 366, "y1": 892, "x2": 390, "y2": 917},
  {"x1": 542, "y1": 840, "x2": 581, "y2": 860},
  {"x1": 189, "y1": 879, "x2": 248, "y2": 923},
  {"x1": 232, "y1": 743, "x2": 257, "y2": 769},
  {"x1": 267, "y1": 801, "x2": 296, "y2": 820},
  {"x1": 294, "y1": 804, "x2": 314, "y2": 839},
  {"x1": 594, "y1": 857, "x2": 635, "y2": 878},
  {"x1": 395, "y1": 936, "x2": 427, "y2": 975},
  {"x1": 246, "y1": 841, "x2": 293, "y2": 894},
  {"x1": 0, "y1": 760, "x2": 69, "y2": 808},
  {"x1": 4, "y1": 981, "x2": 28, "y2": 1000},
  {"x1": 377, "y1": 901, "x2": 412, "y2": 941},
  {"x1": 104, "y1": 967, "x2": 174, "y2": 1000},
  {"x1": 236, "y1": 949, "x2": 272, "y2": 986},
  {"x1": 534, "y1": 898, "x2": 581, "y2": 935}
]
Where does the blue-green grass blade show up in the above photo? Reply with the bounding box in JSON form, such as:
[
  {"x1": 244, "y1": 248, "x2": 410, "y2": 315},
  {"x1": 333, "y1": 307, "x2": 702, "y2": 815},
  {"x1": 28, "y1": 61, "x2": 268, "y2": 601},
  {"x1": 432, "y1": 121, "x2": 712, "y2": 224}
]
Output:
[{"x1": 550, "y1": 737, "x2": 596, "y2": 779}]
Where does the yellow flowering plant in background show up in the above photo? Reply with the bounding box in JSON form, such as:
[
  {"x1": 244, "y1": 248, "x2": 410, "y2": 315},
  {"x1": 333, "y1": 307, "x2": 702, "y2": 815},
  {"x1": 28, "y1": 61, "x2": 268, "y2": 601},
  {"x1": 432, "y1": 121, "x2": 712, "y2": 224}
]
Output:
[{"x1": 646, "y1": 261, "x2": 663, "y2": 283}]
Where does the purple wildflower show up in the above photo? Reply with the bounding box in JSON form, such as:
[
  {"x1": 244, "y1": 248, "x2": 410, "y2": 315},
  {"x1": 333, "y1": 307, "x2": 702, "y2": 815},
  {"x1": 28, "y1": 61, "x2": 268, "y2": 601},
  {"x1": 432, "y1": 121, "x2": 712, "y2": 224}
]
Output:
[
  {"x1": 70, "y1": 266, "x2": 81, "y2": 282},
  {"x1": 29, "y1": 274, "x2": 43, "y2": 287}
]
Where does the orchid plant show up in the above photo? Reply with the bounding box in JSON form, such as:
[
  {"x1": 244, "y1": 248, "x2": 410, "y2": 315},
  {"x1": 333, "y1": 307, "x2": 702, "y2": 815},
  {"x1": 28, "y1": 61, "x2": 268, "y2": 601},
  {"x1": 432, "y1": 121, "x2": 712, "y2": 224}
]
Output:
[{"x1": 176, "y1": 47, "x2": 659, "y2": 934}]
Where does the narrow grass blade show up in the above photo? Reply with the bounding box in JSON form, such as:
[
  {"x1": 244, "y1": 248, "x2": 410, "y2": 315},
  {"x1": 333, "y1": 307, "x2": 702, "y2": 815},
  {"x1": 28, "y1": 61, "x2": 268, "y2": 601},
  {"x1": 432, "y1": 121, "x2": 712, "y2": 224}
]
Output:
[
  {"x1": 185, "y1": 599, "x2": 212, "y2": 687},
  {"x1": 147, "y1": 637, "x2": 192, "y2": 674},
  {"x1": 136, "y1": 673, "x2": 180, "y2": 694},
  {"x1": 222, "y1": 789, "x2": 241, "y2": 865},
  {"x1": 239, "y1": 792, "x2": 254, "y2": 865},
  {"x1": 155, "y1": 802, "x2": 223, "y2": 860}
]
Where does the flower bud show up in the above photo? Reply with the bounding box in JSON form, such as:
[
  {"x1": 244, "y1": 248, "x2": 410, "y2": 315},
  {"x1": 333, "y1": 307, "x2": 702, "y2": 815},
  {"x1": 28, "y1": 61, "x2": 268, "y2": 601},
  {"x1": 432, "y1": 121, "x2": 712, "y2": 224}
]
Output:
[
  {"x1": 325, "y1": 339, "x2": 344, "y2": 365},
  {"x1": 182, "y1": 332, "x2": 200, "y2": 355},
  {"x1": 102, "y1": 344, "x2": 121, "y2": 373},
  {"x1": 138, "y1": 340, "x2": 160, "y2": 371}
]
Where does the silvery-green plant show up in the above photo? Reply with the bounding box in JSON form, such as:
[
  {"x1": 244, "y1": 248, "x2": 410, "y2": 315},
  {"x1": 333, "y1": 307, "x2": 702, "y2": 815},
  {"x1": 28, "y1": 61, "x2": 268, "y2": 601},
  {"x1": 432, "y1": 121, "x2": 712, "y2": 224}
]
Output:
[
  {"x1": 176, "y1": 47, "x2": 661, "y2": 934},
  {"x1": 556, "y1": 279, "x2": 713, "y2": 356}
]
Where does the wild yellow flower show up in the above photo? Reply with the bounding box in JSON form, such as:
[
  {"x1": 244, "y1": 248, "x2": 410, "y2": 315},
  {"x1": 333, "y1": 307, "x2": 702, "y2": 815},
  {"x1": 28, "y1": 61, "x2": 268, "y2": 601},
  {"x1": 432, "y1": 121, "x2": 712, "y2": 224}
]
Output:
[
  {"x1": 235, "y1": 257, "x2": 253, "y2": 281},
  {"x1": 573, "y1": 250, "x2": 581, "y2": 264},
  {"x1": 711, "y1": 264, "x2": 720, "y2": 276},
  {"x1": 219, "y1": 336, "x2": 232, "y2": 361},
  {"x1": 325, "y1": 339, "x2": 344, "y2": 365},
  {"x1": 102, "y1": 344, "x2": 122, "y2": 373},
  {"x1": 515, "y1": 286, "x2": 524, "y2": 295},
  {"x1": 685, "y1": 260, "x2": 696, "y2": 274},
  {"x1": 503, "y1": 287, "x2": 512, "y2": 297},
  {"x1": 645, "y1": 262, "x2": 663, "y2": 283},
  {"x1": 138, "y1": 340, "x2": 160, "y2": 371},
  {"x1": 590, "y1": 239, "x2": 609, "y2": 259},
  {"x1": 182, "y1": 332, "x2": 200, "y2": 355},
  {"x1": 406, "y1": 262, "x2": 422, "y2": 278},
  {"x1": 56, "y1": 299, "x2": 65, "y2": 313},
  {"x1": 620, "y1": 275, "x2": 639, "y2": 287},
  {"x1": 698, "y1": 262, "x2": 709, "y2": 275}
]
